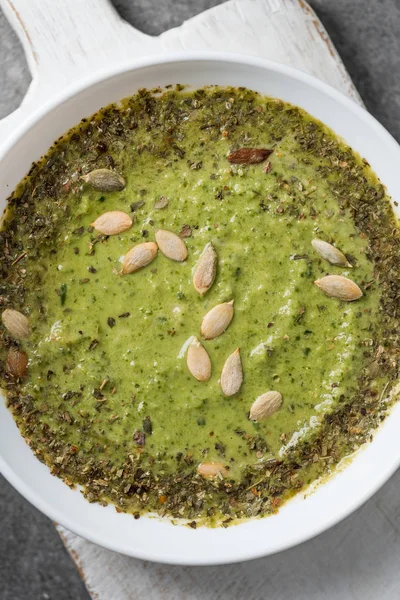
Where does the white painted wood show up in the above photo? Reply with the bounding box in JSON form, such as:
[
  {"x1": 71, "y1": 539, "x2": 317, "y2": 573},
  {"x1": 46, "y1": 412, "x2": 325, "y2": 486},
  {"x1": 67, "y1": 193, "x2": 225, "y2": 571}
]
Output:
[
  {"x1": 1, "y1": 0, "x2": 372, "y2": 597},
  {"x1": 158, "y1": 0, "x2": 362, "y2": 104},
  {"x1": 0, "y1": 0, "x2": 362, "y2": 142}
]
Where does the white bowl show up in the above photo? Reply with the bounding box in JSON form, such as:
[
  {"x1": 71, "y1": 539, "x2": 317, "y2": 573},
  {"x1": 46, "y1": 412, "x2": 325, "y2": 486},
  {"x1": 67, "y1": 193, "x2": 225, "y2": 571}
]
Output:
[{"x1": 1, "y1": 53, "x2": 399, "y2": 565}]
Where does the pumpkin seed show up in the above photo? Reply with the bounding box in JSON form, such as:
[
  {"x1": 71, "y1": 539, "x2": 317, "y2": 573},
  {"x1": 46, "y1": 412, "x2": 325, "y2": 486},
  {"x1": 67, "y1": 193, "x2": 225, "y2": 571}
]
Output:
[
  {"x1": 193, "y1": 242, "x2": 218, "y2": 295},
  {"x1": 197, "y1": 462, "x2": 228, "y2": 479},
  {"x1": 91, "y1": 211, "x2": 132, "y2": 235},
  {"x1": 250, "y1": 391, "x2": 282, "y2": 421},
  {"x1": 220, "y1": 348, "x2": 243, "y2": 396},
  {"x1": 311, "y1": 239, "x2": 351, "y2": 267},
  {"x1": 201, "y1": 300, "x2": 234, "y2": 340},
  {"x1": 122, "y1": 242, "x2": 158, "y2": 274},
  {"x1": 6, "y1": 347, "x2": 28, "y2": 378},
  {"x1": 186, "y1": 336, "x2": 211, "y2": 381},
  {"x1": 81, "y1": 169, "x2": 125, "y2": 192},
  {"x1": 155, "y1": 229, "x2": 187, "y2": 262},
  {"x1": 1, "y1": 309, "x2": 29, "y2": 339},
  {"x1": 314, "y1": 275, "x2": 362, "y2": 301},
  {"x1": 227, "y1": 148, "x2": 273, "y2": 164}
]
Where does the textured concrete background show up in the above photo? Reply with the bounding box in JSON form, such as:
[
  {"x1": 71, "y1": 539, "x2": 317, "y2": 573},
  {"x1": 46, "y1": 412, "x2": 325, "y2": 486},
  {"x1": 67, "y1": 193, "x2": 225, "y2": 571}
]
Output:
[{"x1": 0, "y1": 1, "x2": 399, "y2": 598}]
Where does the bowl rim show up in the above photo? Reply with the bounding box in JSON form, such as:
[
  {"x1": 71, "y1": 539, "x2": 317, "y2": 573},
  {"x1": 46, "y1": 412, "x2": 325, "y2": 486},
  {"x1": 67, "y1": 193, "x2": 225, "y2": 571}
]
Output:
[{"x1": 1, "y1": 50, "x2": 400, "y2": 565}]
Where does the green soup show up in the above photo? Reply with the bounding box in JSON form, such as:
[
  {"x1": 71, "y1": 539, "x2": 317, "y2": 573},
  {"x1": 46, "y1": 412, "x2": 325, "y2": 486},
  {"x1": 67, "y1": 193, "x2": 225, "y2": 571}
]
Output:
[{"x1": 1, "y1": 86, "x2": 399, "y2": 525}]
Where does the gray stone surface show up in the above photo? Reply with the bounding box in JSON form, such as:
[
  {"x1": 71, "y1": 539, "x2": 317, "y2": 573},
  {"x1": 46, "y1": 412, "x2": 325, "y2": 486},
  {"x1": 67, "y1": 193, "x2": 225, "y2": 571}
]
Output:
[
  {"x1": 0, "y1": 12, "x2": 30, "y2": 120},
  {"x1": 1, "y1": 476, "x2": 90, "y2": 600},
  {"x1": 0, "y1": 1, "x2": 399, "y2": 598}
]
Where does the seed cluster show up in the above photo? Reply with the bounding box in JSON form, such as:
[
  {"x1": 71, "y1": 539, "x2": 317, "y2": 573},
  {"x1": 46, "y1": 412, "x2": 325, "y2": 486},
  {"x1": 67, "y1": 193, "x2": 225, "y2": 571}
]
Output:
[
  {"x1": 83, "y1": 158, "x2": 293, "y2": 446},
  {"x1": 79, "y1": 159, "x2": 366, "y2": 483}
]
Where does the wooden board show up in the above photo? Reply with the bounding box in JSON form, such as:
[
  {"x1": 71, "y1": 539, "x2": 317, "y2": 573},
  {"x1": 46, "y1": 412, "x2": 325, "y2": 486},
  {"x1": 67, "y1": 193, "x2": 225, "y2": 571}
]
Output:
[{"x1": 0, "y1": 0, "x2": 374, "y2": 598}]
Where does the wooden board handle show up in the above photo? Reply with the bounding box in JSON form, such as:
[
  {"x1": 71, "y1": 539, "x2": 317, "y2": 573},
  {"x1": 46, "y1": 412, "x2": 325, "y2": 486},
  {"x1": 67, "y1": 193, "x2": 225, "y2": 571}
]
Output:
[{"x1": 0, "y1": 0, "x2": 155, "y2": 138}]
